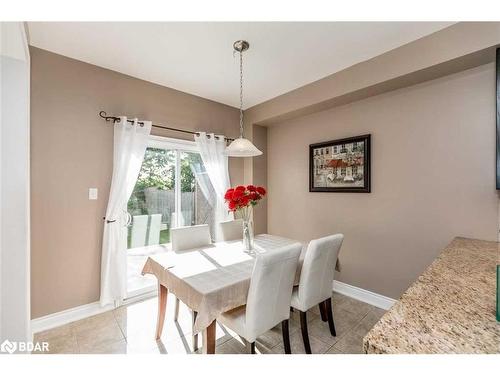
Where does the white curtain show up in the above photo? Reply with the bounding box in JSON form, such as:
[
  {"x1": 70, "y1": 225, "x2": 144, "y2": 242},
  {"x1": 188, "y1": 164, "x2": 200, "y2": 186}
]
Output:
[
  {"x1": 190, "y1": 163, "x2": 214, "y2": 206},
  {"x1": 100, "y1": 117, "x2": 152, "y2": 306},
  {"x1": 194, "y1": 132, "x2": 233, "y2": 240}
]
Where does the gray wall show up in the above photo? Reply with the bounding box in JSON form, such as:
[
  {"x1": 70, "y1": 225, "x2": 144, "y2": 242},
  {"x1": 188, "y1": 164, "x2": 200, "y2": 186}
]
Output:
[{"x1": 267, "y1": 63, "x2": 499, "y2": 299}]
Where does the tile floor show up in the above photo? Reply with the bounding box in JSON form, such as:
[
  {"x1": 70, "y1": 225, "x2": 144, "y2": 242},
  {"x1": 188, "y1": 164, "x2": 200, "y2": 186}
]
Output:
[
  {"x1": 127, "y1": 244, "x2": 167, "y2": 295},
  {"x1": 33, "y1": 292, "x2": 386, "y2": 354}
]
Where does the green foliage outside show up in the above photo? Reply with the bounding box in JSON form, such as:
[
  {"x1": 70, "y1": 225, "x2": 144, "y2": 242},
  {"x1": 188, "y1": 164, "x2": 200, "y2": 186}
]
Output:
[
  {"x1": 127, "y1": 148, "x2": 204, "y2": 248},
  {"x1": 128, "y1": 148, "x2": 202, "y2": 215}
]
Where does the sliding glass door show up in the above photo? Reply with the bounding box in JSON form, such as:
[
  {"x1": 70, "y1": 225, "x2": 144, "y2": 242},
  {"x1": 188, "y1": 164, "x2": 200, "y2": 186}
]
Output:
[{"x1": 126, "y1": 137, "x2": 215, "y2": 297}]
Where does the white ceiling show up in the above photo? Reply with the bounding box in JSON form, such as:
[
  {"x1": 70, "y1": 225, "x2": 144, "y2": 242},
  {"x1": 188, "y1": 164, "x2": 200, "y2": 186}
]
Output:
[{"x1": 28, "y1": 22, "x2": 453, "y2": 109}]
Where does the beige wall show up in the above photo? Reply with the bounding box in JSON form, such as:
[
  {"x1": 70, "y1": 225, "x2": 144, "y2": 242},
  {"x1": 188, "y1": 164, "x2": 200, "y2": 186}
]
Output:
[
  {"x1": 267, "y1": 63, "x2": 498, "y2": 299},
  {"x1": 30, "y1": 47, "x2": 243, "y2": 318},
  {"x1": 251, "y1": 125, "x2": 268, "y2": 234}
]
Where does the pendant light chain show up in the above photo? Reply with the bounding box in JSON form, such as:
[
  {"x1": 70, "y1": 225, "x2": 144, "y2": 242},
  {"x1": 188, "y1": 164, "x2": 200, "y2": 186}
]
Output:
[
  {"x1": 239, "y1": 50, "x2": 244, "y2": 138},
  {"x1": 225, "y1": 40, "x2": 262, "y2": 157}
]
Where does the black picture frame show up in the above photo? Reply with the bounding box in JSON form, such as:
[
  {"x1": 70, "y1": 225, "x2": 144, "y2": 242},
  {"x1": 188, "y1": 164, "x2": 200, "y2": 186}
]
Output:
[{"x1": 309, "y1": 134, "x2": 371, "y2": 193}]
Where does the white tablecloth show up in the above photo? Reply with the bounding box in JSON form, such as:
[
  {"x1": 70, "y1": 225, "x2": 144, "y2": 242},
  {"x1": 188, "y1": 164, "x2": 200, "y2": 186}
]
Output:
[{"x1": 142, "y1": 234, "x2": 302, "y2": 333}]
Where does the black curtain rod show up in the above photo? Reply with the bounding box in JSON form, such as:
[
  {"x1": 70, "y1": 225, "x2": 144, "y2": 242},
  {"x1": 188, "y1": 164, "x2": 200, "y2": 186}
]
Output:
[{"x1": 98, "y1": 111, "x2": 234, "y2": 142}]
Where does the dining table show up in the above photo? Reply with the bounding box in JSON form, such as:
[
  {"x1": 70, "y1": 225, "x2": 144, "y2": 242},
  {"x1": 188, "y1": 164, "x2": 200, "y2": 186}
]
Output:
[{"x1": 141, "y1": 233, "x2": 339, "y2": 354}]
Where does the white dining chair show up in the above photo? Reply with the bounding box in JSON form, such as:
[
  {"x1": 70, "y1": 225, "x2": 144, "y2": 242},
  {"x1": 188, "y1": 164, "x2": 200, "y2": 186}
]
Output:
[
  {"x1": 147, "y1": 214, "x2": 162, "y2": 245},
  {"x1": 218, "y1": 219, "x2": 243, "y2": 241},
  {"x1": 169, "y1": 224, "x2": 212, "y2": 350},
  {"x1": 130, "y1": 215, "x2": 148, "y2": 248},
  {"x1": 291, "y1": 234, "x2": 344, "y2": 354},
  {"x1": 171, "y1": 224, "x2": 212, "y2": 252},
  {"x1": 218, "y1": 242, "x2": 302, "y2": 354}
]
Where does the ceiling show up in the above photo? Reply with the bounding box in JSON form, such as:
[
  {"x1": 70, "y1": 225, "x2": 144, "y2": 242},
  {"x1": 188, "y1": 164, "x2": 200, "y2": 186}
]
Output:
[{"x1": 28, "y1": 22, "x2": 453, "y2": 109}]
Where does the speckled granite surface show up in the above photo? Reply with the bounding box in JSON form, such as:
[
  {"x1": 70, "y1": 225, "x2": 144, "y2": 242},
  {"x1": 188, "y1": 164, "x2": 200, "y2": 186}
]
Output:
[{"x1": 363, "y1": 237, "x2": 500, "y2": 354}]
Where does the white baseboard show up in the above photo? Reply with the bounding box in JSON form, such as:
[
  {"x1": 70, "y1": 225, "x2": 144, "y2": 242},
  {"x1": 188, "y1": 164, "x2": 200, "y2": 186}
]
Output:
[
  {"x1": 332, "y1": 280, "x2": 397, "y2": 310},
  {"x1": 31, "y1": 301, "x2": 115, "y2": 334},
  {"x1": 31, "y1": 290, "x2": 158, "y2": 334}
]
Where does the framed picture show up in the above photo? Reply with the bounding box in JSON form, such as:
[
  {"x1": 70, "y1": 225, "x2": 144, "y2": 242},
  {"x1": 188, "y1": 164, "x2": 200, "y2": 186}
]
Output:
[{"x1": 309, "y1": 134, "x2": 371, "y2": 193}]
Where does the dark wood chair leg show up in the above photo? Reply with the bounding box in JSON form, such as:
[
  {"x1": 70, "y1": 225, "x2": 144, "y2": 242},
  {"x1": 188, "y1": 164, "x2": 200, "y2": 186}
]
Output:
[
  {"x1": 245, "y1": 340, "x2": 256, "y2": 354},
  {"x1": 325, "y1": 298, "x2": 337, "y2": 337},
  {"x1": 282, "y1": 319, "x2": 291, "y2": 354},
  {"x1": 299, "y1": 311, "x2": 312, "y2": 354},
  {"x1": 319, "y1": 301, "x2": 328, "y2": 322},
  {"x1": 192, "y1": 311, "x2": 199, "y2": 351}
]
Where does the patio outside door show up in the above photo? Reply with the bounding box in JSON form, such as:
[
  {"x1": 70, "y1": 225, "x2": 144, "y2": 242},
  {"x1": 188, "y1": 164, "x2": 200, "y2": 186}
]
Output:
[{"x1": 126, "y1": 137, "x2": 215, "y2": 298}]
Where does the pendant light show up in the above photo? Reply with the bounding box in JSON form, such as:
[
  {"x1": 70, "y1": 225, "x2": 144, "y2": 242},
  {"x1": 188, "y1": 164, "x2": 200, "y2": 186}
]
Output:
[{"x1": 225, "y1": 40, "x2": 263, "y2": 157}]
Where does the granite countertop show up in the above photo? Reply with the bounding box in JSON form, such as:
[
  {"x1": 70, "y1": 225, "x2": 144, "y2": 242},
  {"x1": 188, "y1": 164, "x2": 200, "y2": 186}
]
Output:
[{"x1": 363, "y1": 237, "x2": 500, "y2": 354}]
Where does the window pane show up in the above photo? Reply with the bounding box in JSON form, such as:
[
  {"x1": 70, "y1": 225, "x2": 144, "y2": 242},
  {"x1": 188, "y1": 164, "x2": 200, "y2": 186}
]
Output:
[
  {"x1": 180, "y1": 151, "x2": 216, "y2": 240},
  {"x1": 127, "y1": 147, "x2": 176, "y2": 249}
]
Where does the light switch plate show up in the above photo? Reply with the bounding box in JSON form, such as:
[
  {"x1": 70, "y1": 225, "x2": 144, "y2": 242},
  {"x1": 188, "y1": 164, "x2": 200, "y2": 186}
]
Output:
[{"x1": 88, "y1": 188, "x2": 98, "y2": 200}]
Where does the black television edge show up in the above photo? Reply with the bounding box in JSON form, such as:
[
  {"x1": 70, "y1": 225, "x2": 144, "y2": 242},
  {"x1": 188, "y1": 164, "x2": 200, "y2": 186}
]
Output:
[{"x1": 497, "y1": 48, "x2": 500, "y2": 189}]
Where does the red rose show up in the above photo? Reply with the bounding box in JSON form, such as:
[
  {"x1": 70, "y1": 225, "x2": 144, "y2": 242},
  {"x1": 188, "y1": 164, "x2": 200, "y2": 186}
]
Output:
[
  {"x1": 228, "y1": 201, "x2": 236, "y2": 211},
  {"x1": 240, "y1": 196, "x2": 250, "y2": 207},
  {"x1": 224, "y1": 189, "x2": 234, "y2": 200},
  {"x1": 232, "y1": 189, "x2": 244, "y2": 200},
  {"x1": 256, "y1": 186, "x2": 266, "y2": 196},
  {"x1": 235, "y1": 185, "x2": 246, "y2": 191},
  {"x1": 247, "y1": 185, "x2": 256, "y2": 192},
  {"x1": 249, "y1": 192, "x2": 260, "y2": 201}
]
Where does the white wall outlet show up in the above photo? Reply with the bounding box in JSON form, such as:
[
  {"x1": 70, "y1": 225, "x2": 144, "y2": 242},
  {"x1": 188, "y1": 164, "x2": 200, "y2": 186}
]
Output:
[{"x1": 88, "y1": 188, "x2": 98, "y2": 200}]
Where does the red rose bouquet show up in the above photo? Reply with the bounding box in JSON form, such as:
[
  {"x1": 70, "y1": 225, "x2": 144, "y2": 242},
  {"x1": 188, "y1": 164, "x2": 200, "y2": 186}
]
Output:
[
  {"x1": 224, "y1": 185, "x2": 266, "y2": 213},
  {"x1": 224, "y1": 185, "x2": 267, "y2": 251}
]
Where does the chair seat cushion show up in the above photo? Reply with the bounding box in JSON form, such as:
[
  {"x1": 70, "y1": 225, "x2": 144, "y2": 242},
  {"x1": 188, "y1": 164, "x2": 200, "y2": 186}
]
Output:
[{"x1": 218, "y1": 305, "x2": 248, "y2": 340}]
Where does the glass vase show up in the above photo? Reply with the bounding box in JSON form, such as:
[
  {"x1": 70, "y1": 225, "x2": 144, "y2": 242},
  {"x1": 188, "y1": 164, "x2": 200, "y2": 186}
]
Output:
[{"x1": 242, "y1": 218, "x2": 255, "y2": 254}]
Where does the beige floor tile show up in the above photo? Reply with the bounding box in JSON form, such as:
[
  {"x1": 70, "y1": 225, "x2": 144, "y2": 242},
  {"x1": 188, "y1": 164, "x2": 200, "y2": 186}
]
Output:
[
  {"x1": 325, "y1": 346, "x2": 344, "y2": 354},
  {"x1": 307, "y1": 304, "x2": 322, "y2": 317},
  {"x1": 336, "y1": 297, "x2": 372, "y2": 319},
  {"x1": 32, "y1": 293, "x2": 381, "y2": 355},
  {"x1": 355, "y1": 307, "x2": 386, "y2": 333},
  {"x1": 332, "y1": 292, "x2": 351, "y2": 307},
  {"x1": 114, "y1": 295, "x2": 193, "y2": 339},
  {"x1": 272, "y1": 329, "x2": 330, "y2": 354},
  {"x1": 332, "y1": 321, "x2": 370, "y2": 354},
  {"x1": 369, "y1": 306, "x2": 387, "y2": 320},
  {"x1": 290, "y1": 309, "x2": 318, "y2": 324},
  {"x1": 33, "y1": 333, "x2": 79, "y2": 354},
  {"x1": 130, "y1": 336, "x2": 191, "y2": 354},
  {"x1": 79, "y1": 339, "x2": 128, "y2": 354},
  {"x1": 332, "y1": 334, "x2": 365, "y2": 354},
  {"x1": 71, "y1": 311, "x2": 116, "y2": 331},
  {"x1": 127, "y1": 340, "x2": 170, "y2": 354},
  {"x1": 315, "y1": 306, "x2": 366, "y2": 343},
  {"x1": 306, "y1": 318, "x2": 340, "y2": 346},
  {"x1": 74, "y1": 312, "x2": 125, "y2": 351},
  {"x1": 254, "y1": 321, "x2": 298, "y2": 350},
  {"x1": 213, "y1": 338, "x2": 249, "y2": 354},
  {"x1": 34, "y1": 323, "x2": 74, "y2": 342}
]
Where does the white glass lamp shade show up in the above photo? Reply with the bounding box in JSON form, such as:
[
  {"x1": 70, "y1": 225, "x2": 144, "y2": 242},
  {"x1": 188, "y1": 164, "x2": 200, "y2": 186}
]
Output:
[{"x1": 225, "y1": 137, "x2": 263, "y2": 157}]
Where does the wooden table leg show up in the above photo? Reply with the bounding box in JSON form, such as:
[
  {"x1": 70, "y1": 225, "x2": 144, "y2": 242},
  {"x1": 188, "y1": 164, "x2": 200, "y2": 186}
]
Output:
[
  {"x1": 202, "y1": 320, "x2": 216, "y2": 354},
  {"x1": 155, "y1": 283, "x2": 168, "y2": 340}
]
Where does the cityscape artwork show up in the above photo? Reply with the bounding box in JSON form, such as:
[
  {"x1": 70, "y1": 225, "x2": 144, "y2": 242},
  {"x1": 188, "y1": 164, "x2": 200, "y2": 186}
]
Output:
[{"x1": 309, "y1": 134, "x2": 371, "y2": 193}]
